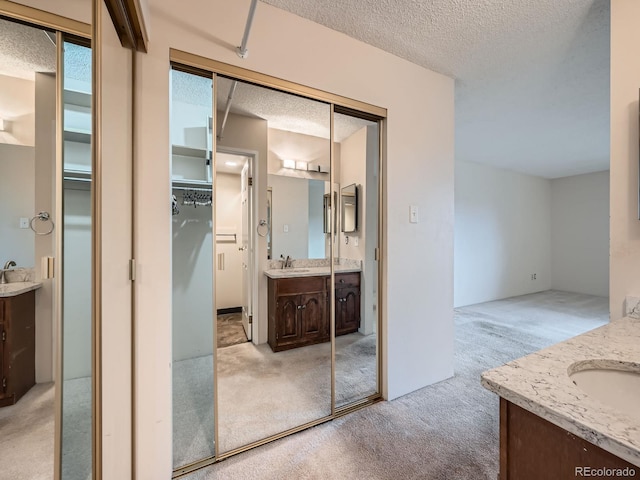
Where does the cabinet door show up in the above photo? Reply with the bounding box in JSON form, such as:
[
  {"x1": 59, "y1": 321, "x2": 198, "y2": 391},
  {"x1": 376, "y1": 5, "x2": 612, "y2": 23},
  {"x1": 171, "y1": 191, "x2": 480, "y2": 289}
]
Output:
[
  {"x1": 0, "y1": 321, "x2": 5, "y2": 399},
  {"x1": 275, "y1": 294, "x2": 301, "y2": 348},
  {"x1": 336, "y1": 287, "x2": 360, "y2": 336},
  {"x1": 300, "y1": 292, "x2": 327, "y2": 342}
]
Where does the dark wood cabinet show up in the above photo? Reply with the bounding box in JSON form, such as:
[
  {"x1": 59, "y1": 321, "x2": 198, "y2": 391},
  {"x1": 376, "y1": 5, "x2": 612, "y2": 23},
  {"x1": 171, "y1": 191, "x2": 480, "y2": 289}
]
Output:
[
  {"x1": 268, "y1": 276, "x2": 328, "y2": 352},
  {"x1": 499, "y1": 399, "x2": 638, "y2": 479},
  {"x1": 268, "y1": 272, "x2": 361, "y2": 352},
  {"x1": 334, "y1": 273, "x2": 361, "y2": 336},
  {"x1": 0, "y1": 291, "x2": 36, "y2": 407}
]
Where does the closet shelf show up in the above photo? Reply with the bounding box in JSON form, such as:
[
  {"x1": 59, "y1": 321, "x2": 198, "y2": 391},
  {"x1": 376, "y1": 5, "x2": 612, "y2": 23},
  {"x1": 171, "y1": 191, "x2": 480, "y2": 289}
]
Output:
[
  {"x1": 172, "y1": 179, "x2": 212, "y2": 191},
  {"x1": 63, "y1": 89, "x2": 92, "y2": 108},
  {"x1": 64, "y1": 128, "x2": 91, "y2": 144},
  {"x1": 172, "y1": 144, "x2": 211, "y2": 159}
]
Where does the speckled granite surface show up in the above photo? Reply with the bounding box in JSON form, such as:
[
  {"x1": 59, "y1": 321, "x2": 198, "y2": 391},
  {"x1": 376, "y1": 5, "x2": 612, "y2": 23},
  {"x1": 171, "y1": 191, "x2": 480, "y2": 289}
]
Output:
[
  {"x1": 482, "y1": 317, "x2": 640, "y2": 467},
  {"x1": 0, "y1": 281, "x2": 42, "y2": 297},
  {"x1": 264, "y1": 258, "x2": 361, "y2": 278}
]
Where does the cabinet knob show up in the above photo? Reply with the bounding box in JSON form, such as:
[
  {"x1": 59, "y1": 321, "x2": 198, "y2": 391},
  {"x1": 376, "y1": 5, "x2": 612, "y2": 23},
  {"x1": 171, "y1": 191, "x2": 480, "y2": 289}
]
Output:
[{"x1": 339, "y1": 279, "x2": 345, "y2": 283}]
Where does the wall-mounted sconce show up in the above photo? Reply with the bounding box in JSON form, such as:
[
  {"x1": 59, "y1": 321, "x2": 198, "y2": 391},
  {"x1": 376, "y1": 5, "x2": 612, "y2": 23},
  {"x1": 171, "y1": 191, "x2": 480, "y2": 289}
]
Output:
[
  {"x1": 295, "y1": 161, "x2": 308, "y2": 171},
  {"x1": 282, "y1": 159, "x2": 296, "y2": 169}
]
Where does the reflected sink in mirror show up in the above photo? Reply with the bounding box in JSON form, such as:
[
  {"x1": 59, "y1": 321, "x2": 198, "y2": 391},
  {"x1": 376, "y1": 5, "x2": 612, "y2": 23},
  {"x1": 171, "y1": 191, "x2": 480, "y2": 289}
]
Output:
[{"x1": 569, "y1": 361, "x2": 640, "y2": 420}]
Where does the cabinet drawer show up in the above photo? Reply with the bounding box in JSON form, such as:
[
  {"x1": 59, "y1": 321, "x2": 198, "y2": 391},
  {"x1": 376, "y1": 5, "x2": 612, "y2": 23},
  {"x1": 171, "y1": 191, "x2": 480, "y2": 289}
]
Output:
[
  {"x1": 335, "y1": 272, "x2": 360, "y2": 288},
  {"x1": 275, "y1": 276, "x2": 325, "y2": 295}
]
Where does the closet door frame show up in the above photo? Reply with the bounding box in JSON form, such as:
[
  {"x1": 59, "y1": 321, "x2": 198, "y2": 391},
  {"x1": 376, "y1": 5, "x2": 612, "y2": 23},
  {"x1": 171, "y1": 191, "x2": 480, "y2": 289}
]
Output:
[
  {"x1": 170, "y1": 48, "x2": 386, "y2": 477},
  {"x1": 0, "y1": 4, "x2": 99, "y2": 480}
]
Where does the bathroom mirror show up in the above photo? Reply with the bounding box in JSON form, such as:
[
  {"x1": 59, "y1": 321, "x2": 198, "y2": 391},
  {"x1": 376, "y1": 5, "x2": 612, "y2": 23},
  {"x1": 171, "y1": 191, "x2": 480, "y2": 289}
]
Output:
[
  {"x1": 268, "y1": 174, "x2": 328, "y2": 260},
  {"x1": 341, "y1": 183, "x2": 358, "y2": 233}
]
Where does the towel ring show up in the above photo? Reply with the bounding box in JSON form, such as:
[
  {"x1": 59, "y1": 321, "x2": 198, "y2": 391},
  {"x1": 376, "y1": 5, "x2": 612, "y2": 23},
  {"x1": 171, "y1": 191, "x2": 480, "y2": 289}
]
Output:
[
  {"x1": 30, "y1": 212, "x2": 55, "y2": 236},
  {"x1": 256, "y1": 219, "x2": 270, "y2": 238}
]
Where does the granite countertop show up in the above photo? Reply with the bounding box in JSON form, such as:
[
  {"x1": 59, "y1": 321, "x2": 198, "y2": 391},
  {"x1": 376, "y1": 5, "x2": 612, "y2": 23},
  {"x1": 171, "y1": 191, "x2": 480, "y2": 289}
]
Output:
[
  {"x1": 481, "y1": 318, "x2": 640, "y2": 467},
  {"x1": 264, "y1": 264, "x2": 361, "y2": 279},
  {"x1": 0, "y1": 281, "x2": 43, "y2": 298}
]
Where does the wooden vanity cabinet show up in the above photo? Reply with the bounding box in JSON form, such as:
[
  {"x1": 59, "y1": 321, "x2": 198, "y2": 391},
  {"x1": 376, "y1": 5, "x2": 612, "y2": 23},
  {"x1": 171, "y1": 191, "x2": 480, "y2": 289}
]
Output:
[
  {"x1": 333, "y1": 272, "x2": 361, "y2": 336},
  {"x1": 0, "y1": 291, "x2": 36, "y2": 407},
  {"x1": 500, "y1": 399, "x2": 637, "y2": 479},
  {"x1": 268, "y1": 272, "x2": 362, "y2": 352},
  {"x1": 268, "y1": 276, "x2": 328, "y2": 352}
]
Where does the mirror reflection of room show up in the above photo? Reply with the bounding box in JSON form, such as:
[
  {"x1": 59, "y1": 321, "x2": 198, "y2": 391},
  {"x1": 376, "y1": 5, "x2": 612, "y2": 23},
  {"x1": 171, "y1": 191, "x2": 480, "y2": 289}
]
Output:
[
  {"x1": 214, "y1": 77, "x2": 333, "y2": 454},
  {"x1": 0, "y1": 17, "x2": 94, "y2": 480},
  {"x1": 170, "y1": 67, "x2": 382, "y2": 470}
]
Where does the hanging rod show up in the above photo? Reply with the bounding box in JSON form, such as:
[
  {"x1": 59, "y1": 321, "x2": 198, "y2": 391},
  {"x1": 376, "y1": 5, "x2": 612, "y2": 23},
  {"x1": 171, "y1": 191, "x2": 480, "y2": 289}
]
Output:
[
  {"x1": 236, "y1": 0, "x2": 258, "y2": 59},
  {"x1": 172, "y1": 185, "x2": 212, "y2": 192},
  {"x1": 218, "y1": 80, "x2": 238, "y2": 141}
]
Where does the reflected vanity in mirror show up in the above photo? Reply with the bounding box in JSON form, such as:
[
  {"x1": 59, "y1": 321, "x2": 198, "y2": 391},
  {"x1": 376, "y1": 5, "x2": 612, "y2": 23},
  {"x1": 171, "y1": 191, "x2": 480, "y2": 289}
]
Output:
[
  {"x1": 341, "y1": 183, "x2": 358, "y2": 233},
  {"x1": 169, "y1": 53, "x2": 383, "y2": 474}
]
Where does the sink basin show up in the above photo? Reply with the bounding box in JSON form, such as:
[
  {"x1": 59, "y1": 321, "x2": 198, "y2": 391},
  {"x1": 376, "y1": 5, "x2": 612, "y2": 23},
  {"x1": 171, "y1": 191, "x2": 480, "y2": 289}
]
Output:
[
  {"x1": 569, "y1": 362, "x2": 640, "y2": 419},
  {"x1": 285, "y1": 268, "x2": 310, "y2": 273}
]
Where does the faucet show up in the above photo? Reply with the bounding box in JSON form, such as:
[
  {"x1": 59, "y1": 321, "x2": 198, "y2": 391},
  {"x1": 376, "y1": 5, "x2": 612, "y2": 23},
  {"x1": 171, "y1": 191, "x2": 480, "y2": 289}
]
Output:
[
  {"x1": 0, "y1": 260, "x2": 16, "y2": 284},
  {"x1": 280, "y1": 255, "x2": 293, "y2": 269}
]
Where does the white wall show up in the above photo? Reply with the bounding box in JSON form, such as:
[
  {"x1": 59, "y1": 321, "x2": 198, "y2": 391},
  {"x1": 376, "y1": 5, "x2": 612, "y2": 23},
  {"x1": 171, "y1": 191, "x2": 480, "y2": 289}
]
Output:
[
  {"x1": 611, "y1": 0, "x2": 640, "y2": 320},
  {"x1": 0, "y1": 74, "x2": 35, "y2": 146},
  {"x1": 215, "y1": 172, "x2": 243, "y2": 309},
  {"x1": 134, "y1": 1, "x2": 454, "y2": 477},
  {"x1": 62, "y1": 188, "x2": 91, "y2": 379},
  {"x1": 308, "y1": 179, "x2": 325, "y2": 258},
  {"x1": 454, "y1": 161, "x2": 552, "y2": 307},
  {"x1": 551, "y1": 171, "x2": 610, "y2": 297},
  {"x1": 34, "y1": 72, "x2": 56, "y2": 383},
  {"x1": 0, "y1": 144, "x2": 35, "y2": 267},
  {"x1": 172, "y1": 186, "x2": 214, "y2": 361}
]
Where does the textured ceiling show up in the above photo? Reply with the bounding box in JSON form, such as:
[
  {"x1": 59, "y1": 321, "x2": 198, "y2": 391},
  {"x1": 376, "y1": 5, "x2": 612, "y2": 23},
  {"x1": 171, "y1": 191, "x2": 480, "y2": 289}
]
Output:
[
  {"x1": 261, "y1": 0, "x2": 610, "y2": 178},
  {"x1": 172, "y1": 72, "x2": 372, "y2": 142},
  {"x1": 0, "y1": 18, "x2": 55, "y2": 80}
]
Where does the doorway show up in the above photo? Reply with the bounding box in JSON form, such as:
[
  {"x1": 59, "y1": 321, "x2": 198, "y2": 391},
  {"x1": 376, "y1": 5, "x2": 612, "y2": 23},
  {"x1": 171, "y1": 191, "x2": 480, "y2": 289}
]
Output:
[{"x1": 215, "y1": 149, "x2": 254, "y2": 345}]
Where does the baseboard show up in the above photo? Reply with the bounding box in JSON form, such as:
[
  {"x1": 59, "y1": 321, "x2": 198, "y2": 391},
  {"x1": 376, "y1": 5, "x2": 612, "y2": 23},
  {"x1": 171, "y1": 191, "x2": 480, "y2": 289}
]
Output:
[{"x1": 217, "y1": 307, "x2": 242, "y2": 315}]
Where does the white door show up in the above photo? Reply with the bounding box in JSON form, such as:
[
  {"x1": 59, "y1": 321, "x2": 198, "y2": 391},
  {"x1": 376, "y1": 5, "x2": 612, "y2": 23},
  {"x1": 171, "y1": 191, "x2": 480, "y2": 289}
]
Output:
[{"x1": 240, "y1": 158, "x2": 252, "y2": 340}]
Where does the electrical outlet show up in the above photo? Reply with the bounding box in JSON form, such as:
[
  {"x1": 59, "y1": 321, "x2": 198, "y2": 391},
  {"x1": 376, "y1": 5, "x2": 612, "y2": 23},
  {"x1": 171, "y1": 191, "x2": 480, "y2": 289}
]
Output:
[{"x1": 353, "y1": 236, "x2": 359, "y2": 246}]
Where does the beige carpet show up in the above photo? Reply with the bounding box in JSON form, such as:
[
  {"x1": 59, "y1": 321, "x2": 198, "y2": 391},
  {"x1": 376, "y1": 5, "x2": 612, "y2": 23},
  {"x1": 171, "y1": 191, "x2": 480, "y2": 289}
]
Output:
[
  {"x1": 0, "y1": 290, "x2": 609, "y2": 479},
  {"x1": 173, "y1": 332, "x2": 378, "y2": 468},
  {"x1": 182, "y1": 290, "x2": 608, "y2": 480},
  {"x1": 0, "y1": 383, "x2": 55, "y2": 480}
]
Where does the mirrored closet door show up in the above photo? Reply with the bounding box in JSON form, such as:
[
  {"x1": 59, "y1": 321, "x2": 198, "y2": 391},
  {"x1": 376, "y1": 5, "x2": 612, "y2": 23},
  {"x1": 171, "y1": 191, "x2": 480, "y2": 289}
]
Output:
[
  {"x1": 333, "y1": 111, "x2": 380, "y2": 408},
  {"x1": 0, "y1": 10, "x2": 94, "y2": 480},
  {"x1": 170, "y1": 67, "x2": 215, "y2": 470},
  {"x1": 170, "y1": 52, "x2": 384, "y2": 475}
]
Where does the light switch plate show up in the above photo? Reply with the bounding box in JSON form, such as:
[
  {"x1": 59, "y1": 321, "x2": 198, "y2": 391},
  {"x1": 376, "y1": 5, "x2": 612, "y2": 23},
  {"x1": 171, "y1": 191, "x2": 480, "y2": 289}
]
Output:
[
  {"x1": 283, "y1": 224, "x2": 289, "y2": 233},
  {"x1": 19, "y1": 217, "x2": 29, "y2": 229},
  {"x1": 410, "y1": 205, "x2": 418, "y2": 223}
]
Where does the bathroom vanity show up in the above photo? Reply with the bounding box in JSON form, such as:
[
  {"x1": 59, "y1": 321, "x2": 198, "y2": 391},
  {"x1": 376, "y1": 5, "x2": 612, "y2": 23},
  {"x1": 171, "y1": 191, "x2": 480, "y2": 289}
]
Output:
[
  {"x1": 0, "y1": 283, "x2": 41, "y2": 407},
  {"x1": 482, "y1": 318, "x2": 640, "y2": 478},
  {"x1": 266, "y1": 268, "x2": 361, "y2": 352}
]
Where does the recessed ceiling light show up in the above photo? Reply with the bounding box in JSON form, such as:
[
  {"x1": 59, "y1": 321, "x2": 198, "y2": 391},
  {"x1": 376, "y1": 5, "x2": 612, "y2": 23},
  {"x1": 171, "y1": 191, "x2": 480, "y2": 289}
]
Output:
[{"x1": 225, "y1": 161, "x2": 238, "y2": 167}]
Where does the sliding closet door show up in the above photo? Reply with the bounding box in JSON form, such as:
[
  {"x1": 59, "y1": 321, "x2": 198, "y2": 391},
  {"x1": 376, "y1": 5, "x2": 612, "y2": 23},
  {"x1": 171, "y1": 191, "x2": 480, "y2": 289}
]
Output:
[
  {"x1": 333, "y1": 111, "x2": 381, "y2": 408},
  {"x1": 214, "y1": 76, "x2": 332, "y2": 454},
  {"x1": 60, "y1": 37, "x2": 94, "y2": 480},
  {"x1": 170, "y1": 67, "x2": 216, "y2": 469}
]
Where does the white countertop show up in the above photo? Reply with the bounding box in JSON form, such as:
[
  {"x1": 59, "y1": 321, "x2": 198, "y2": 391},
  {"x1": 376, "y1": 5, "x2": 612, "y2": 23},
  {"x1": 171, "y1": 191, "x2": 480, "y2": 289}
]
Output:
[
  {"x1": 481, "y1": 317, "x2": 640, "y2": 467},
  {"x1": 0, "y1": 281, "x2": 43, "y2": 298},
  {"x1": 264, "y1": 265, "x2": 361, "y2": 279}
]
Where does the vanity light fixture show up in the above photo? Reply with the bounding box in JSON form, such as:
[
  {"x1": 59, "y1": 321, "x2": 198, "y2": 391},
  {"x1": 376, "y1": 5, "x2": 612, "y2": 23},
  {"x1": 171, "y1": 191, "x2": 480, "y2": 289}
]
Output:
[
  {"x1": 295, "y1": 161, "x2": 308, "y2": 171},
  {"x1": 282, "y1": 159, "x2": 296, "y2": 169}
]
